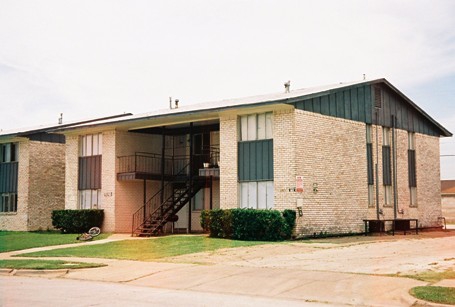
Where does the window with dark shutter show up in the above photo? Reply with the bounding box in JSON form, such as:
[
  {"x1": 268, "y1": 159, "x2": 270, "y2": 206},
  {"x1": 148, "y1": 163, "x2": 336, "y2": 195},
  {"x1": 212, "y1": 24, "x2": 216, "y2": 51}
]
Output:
[
  {"x1": 78, "y1": 155, "x2": 102, "y2": 190},
  {"x1": 408, "y1": 149, "x2": 416, "y2": 187},
  {"x1": 382, "y1": 145, "x2": 392, "y2": 186},
  {"x1": 367, "y1": 143, "x2": 374, "y2": 185}
]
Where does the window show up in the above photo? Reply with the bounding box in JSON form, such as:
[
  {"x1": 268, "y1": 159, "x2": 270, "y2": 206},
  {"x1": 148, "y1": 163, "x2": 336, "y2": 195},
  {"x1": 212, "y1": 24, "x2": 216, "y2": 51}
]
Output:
[
  {"x1": 240, "y1": 112, "x2": 273, "y2": 141},
  {"x1": 0, "y1": 143, "x2": 18, "y2": 163},
  {"x1": 240, "y1": 181, "x2": 274, "y2": 209},
  {"x1": 80, "y1": 133, "x2": 102, "y2": 157},
  {"x1": 238, "y1": 112, "x2": 274, "y2": 209},
  {"x1": 0, "y1": 193, "x2": 17, "y2": 213},
  {"x1": 366, "y1": 125, "x2": 374, "y2": 207},
  {"x1": 78, "y1": 134, "x2": 102, "y2": 209},
  {"x1": 192, "y1": 189, "x2": 205, "y2": 211},
  {"x1": 382, "y1": 127, "x2": 392, "y2": 205},
  {"x1": 0, "y1": 143, "x2": 18, "y2": 213},
  {"x1": 408, "y1": 132, "x2": 417, "y2": 206}
]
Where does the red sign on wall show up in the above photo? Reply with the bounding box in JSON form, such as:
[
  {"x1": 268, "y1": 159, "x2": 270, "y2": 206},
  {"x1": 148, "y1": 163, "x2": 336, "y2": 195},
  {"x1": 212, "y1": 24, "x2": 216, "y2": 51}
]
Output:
[{"x1": 296, "y1": 176, "x2": 304, "y2": 193}]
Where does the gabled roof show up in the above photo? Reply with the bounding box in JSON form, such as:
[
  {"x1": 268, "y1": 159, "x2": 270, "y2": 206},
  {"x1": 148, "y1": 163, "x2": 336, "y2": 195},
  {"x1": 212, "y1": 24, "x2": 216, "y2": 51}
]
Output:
[
  {"x1": 54, "y1": 78, "x2": 451, "y2": 137},
  {"x1": 0, "y1": 113, "x2": 132, "y2": 140},
  {"x1": 441, "y1": 180, "x2": 455, "y2": 194}
]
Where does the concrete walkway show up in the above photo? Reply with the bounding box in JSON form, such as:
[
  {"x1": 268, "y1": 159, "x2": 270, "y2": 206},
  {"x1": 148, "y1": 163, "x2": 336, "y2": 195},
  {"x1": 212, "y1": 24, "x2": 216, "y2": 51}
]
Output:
[{"x1": 1, "y1": 233, "x2": 454, "y2": 306}]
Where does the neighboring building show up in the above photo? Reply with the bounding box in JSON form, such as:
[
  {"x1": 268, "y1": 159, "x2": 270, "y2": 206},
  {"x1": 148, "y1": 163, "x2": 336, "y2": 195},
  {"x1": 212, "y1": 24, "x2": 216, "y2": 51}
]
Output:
[
  {"x1": 0, "y1": 114, "x2": 130, "y2": 231},
  {"x1": 56, "y1": 78, "x2": 451, "y2": 236},
  {"x1": 0, "y1": 126, "x2": 66, "y2": 231},
  {"x1": 441, "y1": 180, "x2": 455, "y2": 223}
]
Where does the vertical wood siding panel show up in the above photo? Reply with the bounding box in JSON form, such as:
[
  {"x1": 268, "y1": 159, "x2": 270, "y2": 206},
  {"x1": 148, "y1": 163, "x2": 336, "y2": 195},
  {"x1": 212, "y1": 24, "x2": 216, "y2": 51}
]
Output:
[
  {"x1": 344, "y1": 90, "x2": 351, "y2": 120},
  {"x1": 336, "y1": 92, "x2": 344, "y2": 118},
  {"x1": 329, "y1": 93, "x2": 337, "y2": 117},
  {"x1": 321, "y1": 95, "x2": 329, "y2": 115},
  {"x1": 365, "y1": 86, "x2": 373, "y2": 124},
  {"x1": 358, "y1": 86, "x2": 366, "y2": 122},
  {"x1": 351, "y1": 88, "x2": 359, "y2": 121},
  {"x1": 313, "y1": 97, "x2": 321, "y2": 113}
]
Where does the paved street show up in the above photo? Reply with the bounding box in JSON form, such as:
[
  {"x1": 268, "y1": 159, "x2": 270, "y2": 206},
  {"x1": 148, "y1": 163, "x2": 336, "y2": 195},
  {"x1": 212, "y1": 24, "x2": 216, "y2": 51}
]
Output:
[{"x1": 1, "y1": 231, "x2": 455, "y2": 306}]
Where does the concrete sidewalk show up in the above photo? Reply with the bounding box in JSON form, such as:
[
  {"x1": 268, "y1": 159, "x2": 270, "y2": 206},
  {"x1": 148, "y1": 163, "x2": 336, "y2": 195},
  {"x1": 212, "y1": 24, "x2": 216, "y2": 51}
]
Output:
[{"x1": 2, "y1": 233, "x2": 454, "y2": 306}]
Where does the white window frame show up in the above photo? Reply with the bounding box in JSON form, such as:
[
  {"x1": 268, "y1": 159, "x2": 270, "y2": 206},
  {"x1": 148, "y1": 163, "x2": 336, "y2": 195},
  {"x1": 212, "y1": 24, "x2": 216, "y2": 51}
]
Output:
[
  {"x1": 79, "y1": 133, "x2": 103, "y2": 209},
  {"x1": 239, "y1": 112, "x2": 273, "y2": 141},
  {"x1": 0, "y1": 193, "x2": 17, "y2": 213},
  {"x1": 239, "y1": 181, "x2": 274, "y2": 209}
]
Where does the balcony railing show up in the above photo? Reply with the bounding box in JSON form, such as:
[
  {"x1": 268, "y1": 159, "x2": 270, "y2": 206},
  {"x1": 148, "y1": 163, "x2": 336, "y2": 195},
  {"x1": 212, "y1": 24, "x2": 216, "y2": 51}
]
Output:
[{"x1": 118, "y1": 153, "x2": 190, "y2": 177}]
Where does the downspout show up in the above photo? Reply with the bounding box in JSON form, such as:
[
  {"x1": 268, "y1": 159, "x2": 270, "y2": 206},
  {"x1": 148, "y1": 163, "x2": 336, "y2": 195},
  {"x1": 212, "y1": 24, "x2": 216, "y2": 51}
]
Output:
[
  {"x1": 375, "y1": 111, "x2": 380, "y2": 220},
  {"x1": 160, "y1": 127, "x2": 166, "y2": 216},
  {"x1": 143, "y1": 179, "x2": 146, "y2": 223},
  {"x1": 392, "y1": 115, "x2": 398, "y2": 220},
  {"x1": 188, "y1": 123, "x2": 193, "y2": 234}
]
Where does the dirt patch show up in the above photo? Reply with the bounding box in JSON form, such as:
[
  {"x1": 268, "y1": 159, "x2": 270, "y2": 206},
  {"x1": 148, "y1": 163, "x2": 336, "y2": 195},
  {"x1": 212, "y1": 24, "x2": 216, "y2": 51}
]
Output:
[{"x1": 163, "y1": 230, "x2": 455, "y2": 276}]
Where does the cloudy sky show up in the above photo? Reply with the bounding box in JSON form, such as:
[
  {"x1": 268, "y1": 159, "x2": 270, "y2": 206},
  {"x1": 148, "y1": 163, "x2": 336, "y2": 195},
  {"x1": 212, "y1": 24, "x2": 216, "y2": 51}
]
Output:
[{"x1": 0, "y1": 0, "x2": 454, "y2": 178}]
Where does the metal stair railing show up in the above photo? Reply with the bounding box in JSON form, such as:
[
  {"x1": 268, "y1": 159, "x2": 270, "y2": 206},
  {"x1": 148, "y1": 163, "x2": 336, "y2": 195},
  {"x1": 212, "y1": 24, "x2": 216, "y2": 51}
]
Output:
[{"x1": 131, "y1": 160, "x2": 191, "y2": 236}]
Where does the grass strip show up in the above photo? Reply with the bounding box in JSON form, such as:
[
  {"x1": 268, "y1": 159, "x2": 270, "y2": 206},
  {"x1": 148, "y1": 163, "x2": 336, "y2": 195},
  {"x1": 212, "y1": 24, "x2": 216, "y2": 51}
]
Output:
[
  {"x1": 17, "y1": 235, "x2": 270, "y2": 261},
  {"x1": 398, "y1": 269, "x2": 455, "y2": 283},
  {"x1": 410, "y1": 286, "x2": 455, "y2": 305},
  {"x1": 0, "y1": 231, "x2": 110, "y2": 253},
  {"x1": 0, "y1": 259, "x2": 106, "y2": 270}
]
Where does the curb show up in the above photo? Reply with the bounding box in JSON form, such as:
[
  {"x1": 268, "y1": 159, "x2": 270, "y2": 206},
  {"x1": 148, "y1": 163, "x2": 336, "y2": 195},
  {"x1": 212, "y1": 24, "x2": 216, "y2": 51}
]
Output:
[
  {"x1": 0, "y1": 268, "x2": 13, "y2": 275},
  {"x1": 11, "y1": 269, "x2": 69, "y2": 277}
]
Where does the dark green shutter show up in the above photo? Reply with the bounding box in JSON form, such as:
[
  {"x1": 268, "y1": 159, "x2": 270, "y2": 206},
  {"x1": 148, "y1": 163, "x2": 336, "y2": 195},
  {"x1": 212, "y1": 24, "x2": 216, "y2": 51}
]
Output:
[
  {"x1": 408, "y1": 149, "x2": 417, "y2": 187},
  {"x1": 367, "y1": 144, "x2": 374, "y2": 185},
  {"x1": 78, "y1": 155, "x2": 102, "y2": 190},
  {"x1": 238, "y1": 140, "x2": 273, "y2": 181},
  {"x1": 0, "y1": 162, "x2": 18, "y2": 193},
  {"x1": 382, "y1": 146, "x2": 392, "y2": 185}
]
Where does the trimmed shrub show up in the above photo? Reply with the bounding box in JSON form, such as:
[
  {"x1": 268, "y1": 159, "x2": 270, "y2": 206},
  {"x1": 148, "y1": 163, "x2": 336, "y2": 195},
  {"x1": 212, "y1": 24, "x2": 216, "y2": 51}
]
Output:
[
  {"x1": 203, "y1": 208, "x2": 296, "y2": 241},
  {"x1": 200, "y1": 210, "x2": 210, "y2": 232},
  {"x1": 282, "y1": 209, "x2": 297, "y2": 239},
  {"x1": 52, "y1": 210, "x2": 104, "y2": 233}
]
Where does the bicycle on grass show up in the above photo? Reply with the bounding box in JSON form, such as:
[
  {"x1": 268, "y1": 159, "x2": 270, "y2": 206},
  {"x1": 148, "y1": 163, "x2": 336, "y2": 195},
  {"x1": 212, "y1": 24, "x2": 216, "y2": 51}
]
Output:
[{"x1": 76, "y1": 227, "x2": 101, "y2": 241}]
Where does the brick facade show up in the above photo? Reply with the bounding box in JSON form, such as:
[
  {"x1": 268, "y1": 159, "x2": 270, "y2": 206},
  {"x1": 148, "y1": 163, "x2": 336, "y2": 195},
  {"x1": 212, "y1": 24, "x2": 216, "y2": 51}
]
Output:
[
  {"x1": 1, "y1": 140, "x2": 65, "y2": 231},
  {"x1": 219, "y1": 114, "x2": 238, "y2": 209},
  {"x1": 216, "y1": 107, "x2": 444, "y2": 236}
]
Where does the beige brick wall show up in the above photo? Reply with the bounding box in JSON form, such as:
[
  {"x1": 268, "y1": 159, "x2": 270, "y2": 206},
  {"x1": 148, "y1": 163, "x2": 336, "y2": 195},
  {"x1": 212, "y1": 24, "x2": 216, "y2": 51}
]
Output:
[
  {"x1": 27, "y1": 141, "x2": 65, "y2": 230},
  {"x1": 293, "y1": 110, "x2": 368, "y2": 235},
  {"x1": 65, "y1": 135, "x2": 79, "y2": 210},
  {"x1": 219, "y1": 115, "x2": 238, "y2": 209},
  {"x1": 366, "y1": 127, "x2": 442, "y2": 228},
  {"x1": 101, "y1": 130, "x2": 117, "y2": 232},
  {"x1": 0, "y1": 141, "x2": 29, "y2": 231},
  {"x1": 0, "y1": 140, "x2": 65, "y2": 231},
  {"x1": 415, "y1": 133, "x2": 442, "y2": 227},
  {"x1": 273, "y1": 109, "x2": 297, "y2": 212}
]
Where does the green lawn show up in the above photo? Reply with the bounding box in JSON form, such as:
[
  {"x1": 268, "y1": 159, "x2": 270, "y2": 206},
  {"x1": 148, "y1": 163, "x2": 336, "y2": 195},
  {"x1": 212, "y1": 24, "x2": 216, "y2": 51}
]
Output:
[
  {"x1": 17, "y1": 235, "x2": 271, "y2": 261},
  {"x1": 0, "y1": 259, "x2": 106, "y2": 270},
  {"x1": 410, "y1": 286, "x2": 455, "y2": 305},
  {"x1": 0, "y1": 231, "x2": 110, "y2": 253}
]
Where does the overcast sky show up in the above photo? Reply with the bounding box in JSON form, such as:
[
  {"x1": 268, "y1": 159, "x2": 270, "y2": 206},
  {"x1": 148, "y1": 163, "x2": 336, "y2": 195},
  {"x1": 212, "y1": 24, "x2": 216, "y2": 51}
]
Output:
[{"x1": 0, "y1": 0, "x2": 454, "y2": 178}]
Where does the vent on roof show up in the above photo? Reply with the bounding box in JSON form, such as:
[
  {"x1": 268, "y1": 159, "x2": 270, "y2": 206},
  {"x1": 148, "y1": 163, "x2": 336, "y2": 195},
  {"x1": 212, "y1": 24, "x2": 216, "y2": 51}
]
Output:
[
  {"x1": 284, "y1": 80, "x2": 290, "y2": 93},
  {"x1": 374, "y1": 87, "x2": 382, "y2": 109}
]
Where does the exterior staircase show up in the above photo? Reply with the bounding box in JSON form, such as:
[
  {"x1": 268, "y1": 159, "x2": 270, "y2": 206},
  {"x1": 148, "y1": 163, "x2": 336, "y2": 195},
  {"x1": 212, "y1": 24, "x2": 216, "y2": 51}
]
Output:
[{"x1": 131, "y1": 164, "x2": 205, "y2": 236}]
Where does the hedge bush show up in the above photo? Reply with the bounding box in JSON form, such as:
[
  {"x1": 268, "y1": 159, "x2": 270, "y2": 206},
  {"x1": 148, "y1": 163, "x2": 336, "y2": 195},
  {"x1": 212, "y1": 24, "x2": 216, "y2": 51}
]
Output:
[
  {"x1": 200, "y1": 208, "x2": 296, "y2": 241},
  {"x1": 52, "y1": 210, "x2": 104, "y2": 233}
]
